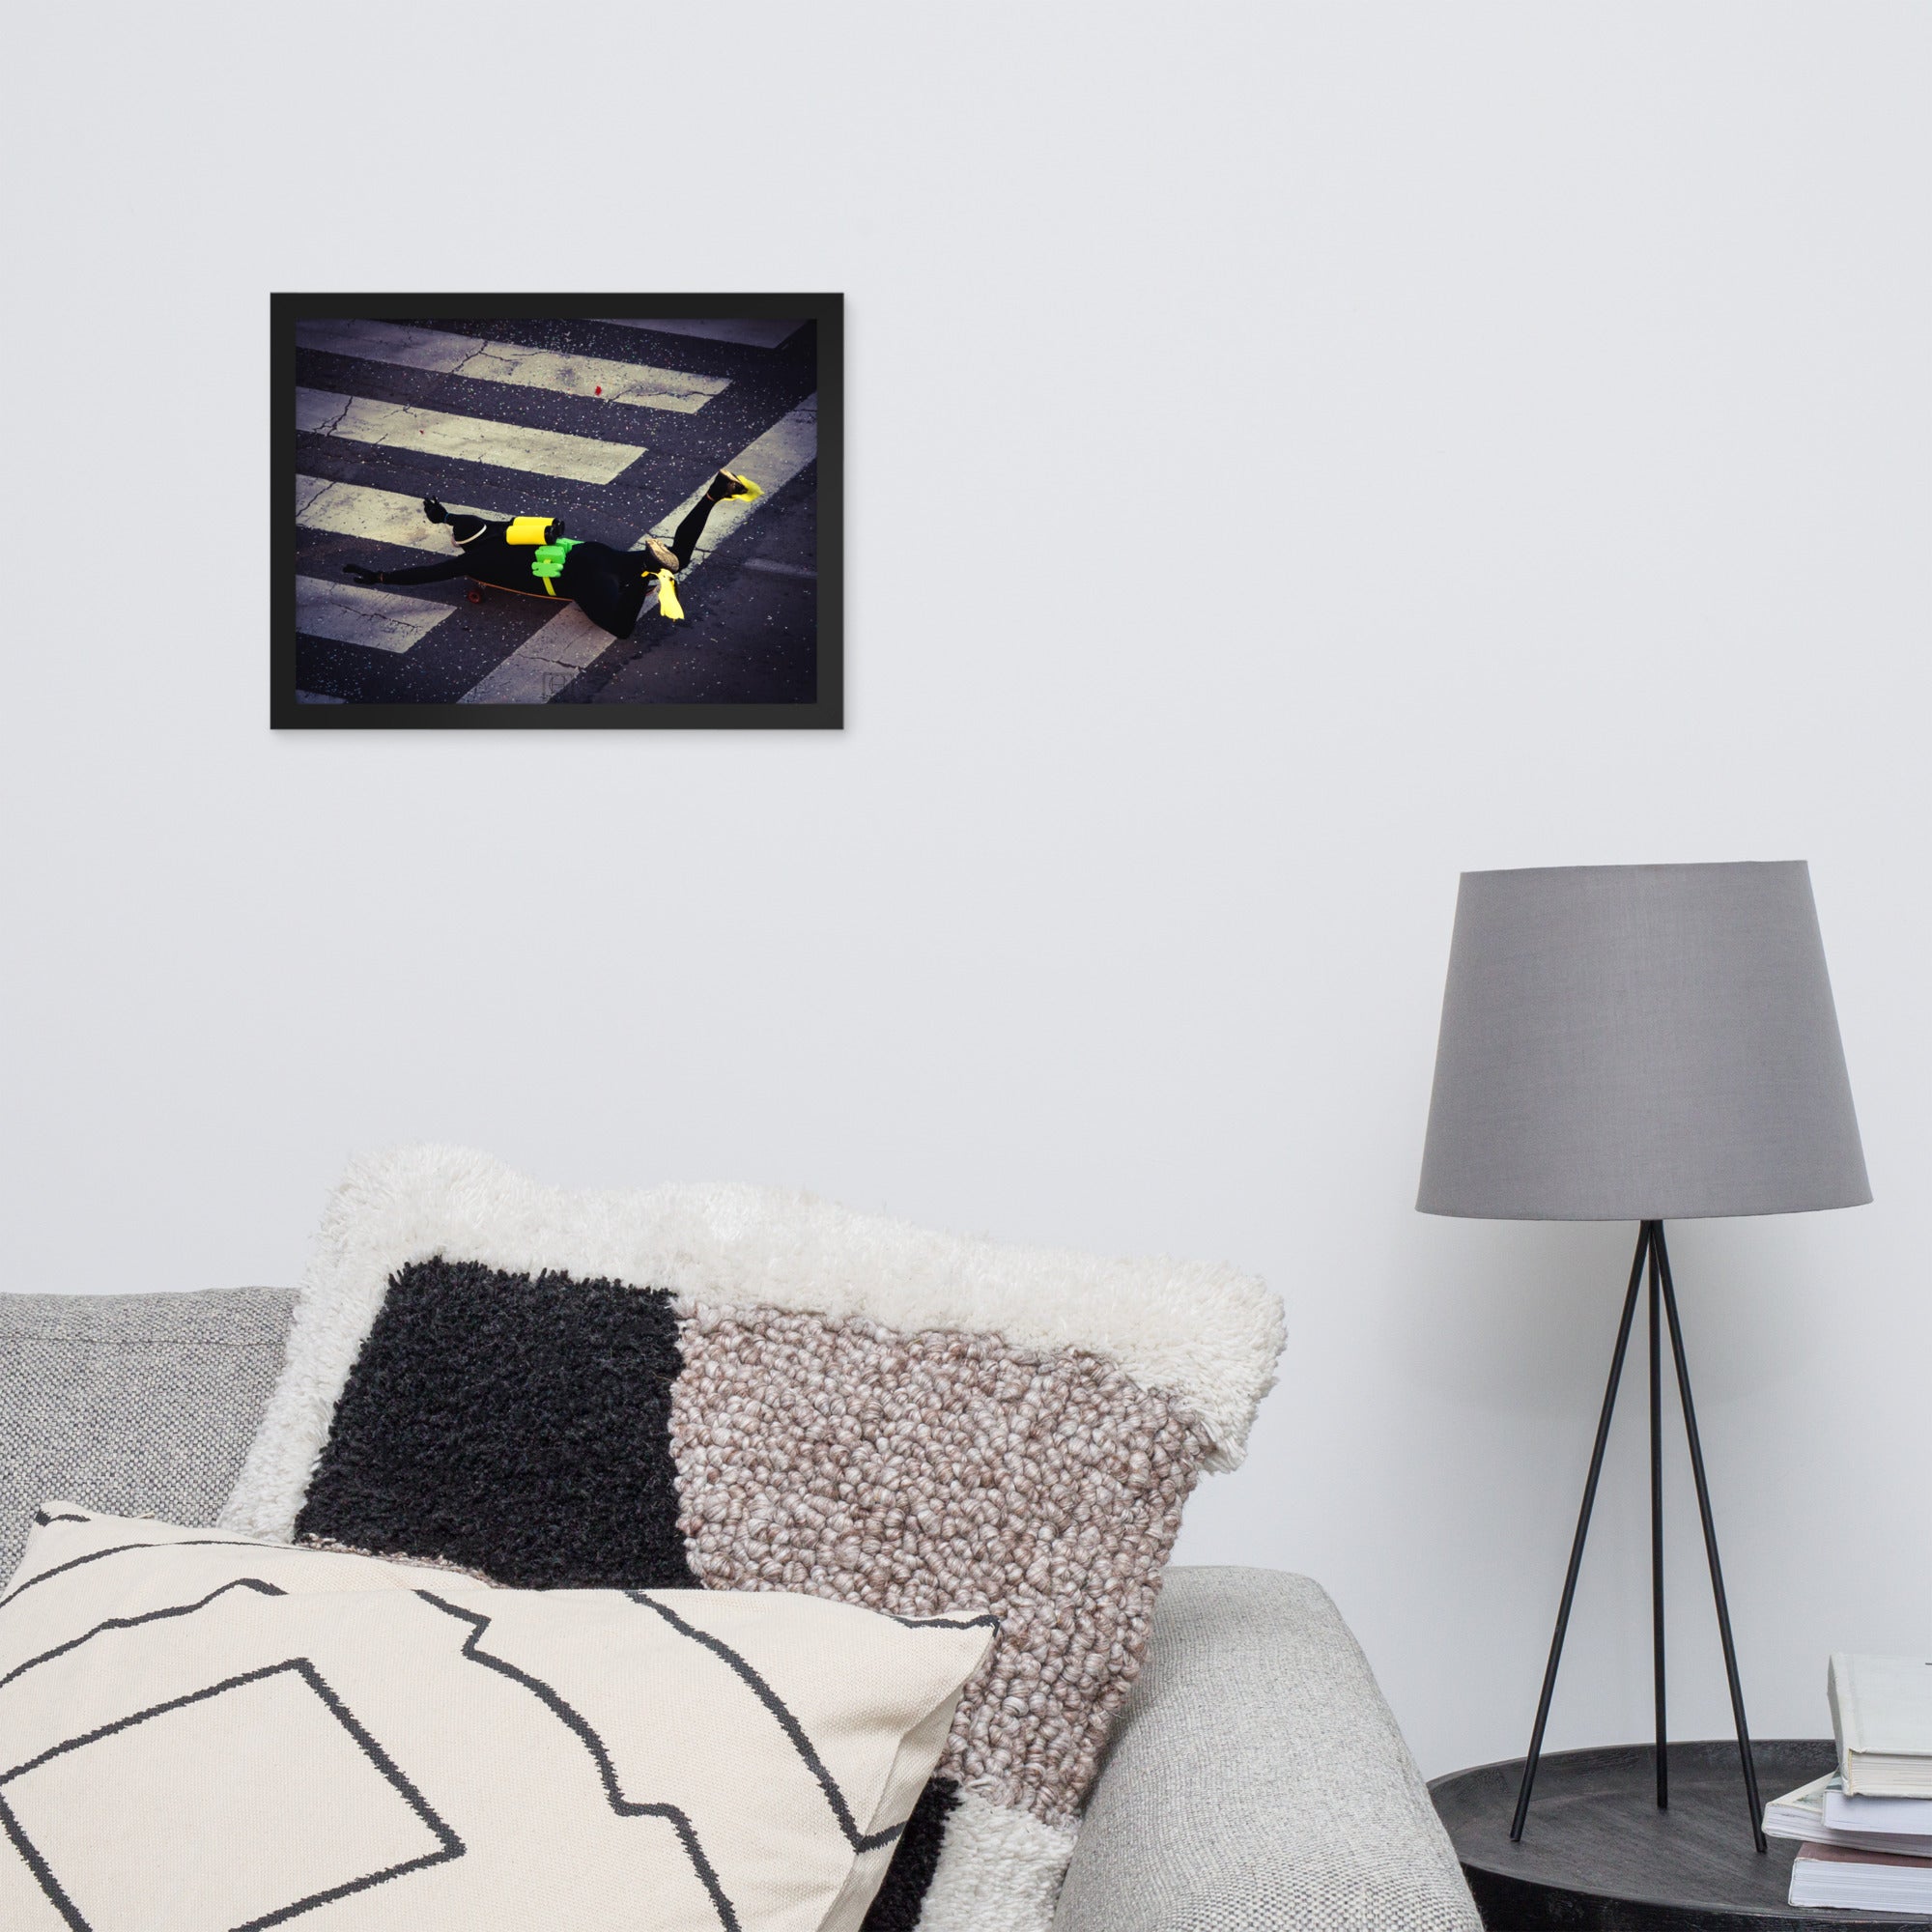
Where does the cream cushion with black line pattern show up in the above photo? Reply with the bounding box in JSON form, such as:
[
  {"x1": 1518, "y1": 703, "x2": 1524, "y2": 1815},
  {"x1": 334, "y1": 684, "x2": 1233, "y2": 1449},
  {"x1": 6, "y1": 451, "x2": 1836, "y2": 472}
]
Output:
[{"x1": 0, "y1": 1507, "x2": 994, "y2": 1932}]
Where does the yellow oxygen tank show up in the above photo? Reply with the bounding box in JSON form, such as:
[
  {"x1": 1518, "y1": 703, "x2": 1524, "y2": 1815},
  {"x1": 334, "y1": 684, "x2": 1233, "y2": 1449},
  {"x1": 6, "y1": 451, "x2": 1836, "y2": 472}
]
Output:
[{"x1": 505, "y1": 517, "x2": 557, "y2": 546}]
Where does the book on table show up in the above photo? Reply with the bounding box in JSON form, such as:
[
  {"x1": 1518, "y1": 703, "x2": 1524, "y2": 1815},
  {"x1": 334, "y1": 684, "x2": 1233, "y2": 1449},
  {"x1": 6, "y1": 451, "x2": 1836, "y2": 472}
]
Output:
[
  {"x1": 1830, "y1": 1654, "x2": 1932, "y2": 1797},
  {"x1": 1824, "y1": 1779, "x2": 1932, "y2": 1842},
  {"x1": 1788, "y1": 1840, "x2": 1932, "y2": 1913},
  {"x1": 1763, "y1": 1772, "x2": 1932, "y2": 1858}
]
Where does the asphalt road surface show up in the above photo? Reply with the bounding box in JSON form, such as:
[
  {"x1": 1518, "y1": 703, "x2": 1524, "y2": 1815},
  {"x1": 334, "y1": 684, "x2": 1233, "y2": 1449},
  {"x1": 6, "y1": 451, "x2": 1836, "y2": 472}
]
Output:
[{"x1": 291, "y1": 316, "x2": 820, "y2": 707}]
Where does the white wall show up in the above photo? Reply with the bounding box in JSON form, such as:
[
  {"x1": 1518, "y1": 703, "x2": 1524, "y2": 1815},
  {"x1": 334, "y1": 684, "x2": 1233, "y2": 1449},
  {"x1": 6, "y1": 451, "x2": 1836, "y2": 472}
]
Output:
[{"x1": 2, "y1": 3, "x2": 1926, "y2": 1779}]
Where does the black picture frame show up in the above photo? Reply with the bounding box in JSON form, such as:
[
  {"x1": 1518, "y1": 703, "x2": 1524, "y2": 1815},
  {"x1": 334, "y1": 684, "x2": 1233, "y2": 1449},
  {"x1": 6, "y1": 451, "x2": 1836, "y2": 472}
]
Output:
[{"x1": 271, "y1": 292, "x2": 842, "y2": 729}]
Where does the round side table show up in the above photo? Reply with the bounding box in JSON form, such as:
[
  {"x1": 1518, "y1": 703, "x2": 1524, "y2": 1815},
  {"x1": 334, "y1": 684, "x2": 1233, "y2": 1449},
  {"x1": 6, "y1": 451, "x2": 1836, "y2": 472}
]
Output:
[{"x1": 1431, "y1": 1740, "x2": 1932, "y2": 1929}]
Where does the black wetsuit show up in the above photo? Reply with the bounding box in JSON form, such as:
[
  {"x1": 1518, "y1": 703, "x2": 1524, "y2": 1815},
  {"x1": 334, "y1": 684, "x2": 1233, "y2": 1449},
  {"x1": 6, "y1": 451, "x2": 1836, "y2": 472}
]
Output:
[{"x1": 349, "y1": 492, "x2": 730, "y2": 642}]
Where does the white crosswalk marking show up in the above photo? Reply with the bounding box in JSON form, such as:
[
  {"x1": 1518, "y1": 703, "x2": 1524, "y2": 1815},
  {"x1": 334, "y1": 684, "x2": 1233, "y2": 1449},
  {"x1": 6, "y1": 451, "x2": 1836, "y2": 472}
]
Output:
[
  {"x1": 295, "y1": 476, "x2": 503, "y2": 551},
  {"x1": 640, "y1": 399, "x2": 819, "y2": 565},
  {"x1": 296, "y1": 319, "x2": 729, "y2": 413},
  {"x1": 593, "y1": 318, "x2": 806, "y2": 350},
  {"x1": 450, "y1": 605, "x2": 619, "y2": 703},
  {"x1": 297, "y1": 388, "x2": 645, "y2": 484},
  {"x1": 458, "y1": 396, "x2": 819, "y2": 704},
  {"x1": 295, "y1": 576, "x2": 455, "y2": 654}
]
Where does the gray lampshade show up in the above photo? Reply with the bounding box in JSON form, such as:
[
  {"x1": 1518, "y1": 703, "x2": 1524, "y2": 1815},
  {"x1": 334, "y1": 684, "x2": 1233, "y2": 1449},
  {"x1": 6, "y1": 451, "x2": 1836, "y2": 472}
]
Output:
[{"x1": 1417, "y1": 862, "x2": 1869, "y2": 1221}]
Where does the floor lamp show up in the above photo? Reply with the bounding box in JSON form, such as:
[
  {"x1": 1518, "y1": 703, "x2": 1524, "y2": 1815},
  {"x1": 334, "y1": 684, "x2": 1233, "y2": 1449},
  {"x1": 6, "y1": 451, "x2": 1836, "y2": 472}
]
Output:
[{"x1": 1417, "y1": 862, "x2": 1869, "y2": 1849}]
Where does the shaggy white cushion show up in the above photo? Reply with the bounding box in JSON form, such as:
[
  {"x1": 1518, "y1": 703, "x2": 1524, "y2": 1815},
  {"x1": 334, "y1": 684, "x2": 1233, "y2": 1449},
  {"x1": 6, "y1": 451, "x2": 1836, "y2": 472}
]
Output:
[
  {"x1": 224, "y1": 1145, "x2": 1284, "y2": 1545},
  {"x1": 0, "y1": 1507, "x2": 994, "y2": 1932},
  {"x1": 216, "y1": 1147, "x2": 1285, "y2": 1932}
]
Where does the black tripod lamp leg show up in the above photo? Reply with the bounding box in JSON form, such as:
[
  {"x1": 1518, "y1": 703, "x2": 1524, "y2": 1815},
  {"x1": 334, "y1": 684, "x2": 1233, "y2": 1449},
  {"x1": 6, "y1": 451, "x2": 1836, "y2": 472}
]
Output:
[
  {"x1": 1654, "y1": 1225, "x2": 1768, "y2": 1855},
  {"x1": 1649, "y1": 1225, "x2": 1667, "y2": 1810},
  {"x1": 1510, "y1": 1224, "x2": 1652, "y2": 1841}
]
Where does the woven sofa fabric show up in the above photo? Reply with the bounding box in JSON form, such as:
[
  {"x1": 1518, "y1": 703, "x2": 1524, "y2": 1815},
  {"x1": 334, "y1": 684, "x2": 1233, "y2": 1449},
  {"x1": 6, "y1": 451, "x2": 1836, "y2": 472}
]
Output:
[
  {"x1": 220, "y1": 1146, "x2": 1286, "y2": 1932},
  {"x1": 0, "y1": 1507, "x2": 995, "y2": 1932},
  {"x1": 0, "y1": 1289, "x2": 294, "y2": 1584},
  {"x1": 1053, "y1": 1567, "x2": 1481, "y2": 1932}
]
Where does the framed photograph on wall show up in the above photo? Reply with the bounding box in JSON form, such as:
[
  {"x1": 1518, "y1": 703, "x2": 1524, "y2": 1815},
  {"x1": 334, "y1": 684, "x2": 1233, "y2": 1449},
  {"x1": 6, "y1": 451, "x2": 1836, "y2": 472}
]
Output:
[{"x1": 271, "y1": 293, "x2": 841, "y2": 728}]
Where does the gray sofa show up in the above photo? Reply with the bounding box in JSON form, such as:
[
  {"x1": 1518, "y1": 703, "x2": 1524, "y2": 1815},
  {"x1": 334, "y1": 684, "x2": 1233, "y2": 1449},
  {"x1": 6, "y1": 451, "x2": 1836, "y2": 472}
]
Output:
[{"x1": 0, "y1": 1289, "x2": 1482, "y2": 1931}]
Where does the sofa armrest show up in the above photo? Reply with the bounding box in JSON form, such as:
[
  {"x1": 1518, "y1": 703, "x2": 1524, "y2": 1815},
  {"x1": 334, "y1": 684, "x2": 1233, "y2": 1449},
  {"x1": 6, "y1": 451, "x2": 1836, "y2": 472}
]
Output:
[{"x1": 1054, "y1": 1566, "x2": 1479, "y2": 1932}]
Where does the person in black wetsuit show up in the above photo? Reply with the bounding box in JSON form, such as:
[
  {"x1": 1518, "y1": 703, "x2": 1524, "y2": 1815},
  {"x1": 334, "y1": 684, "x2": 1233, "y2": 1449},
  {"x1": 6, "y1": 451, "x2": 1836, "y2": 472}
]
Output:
[{"x1": 340, "y1": 470, "x2": 756, "y2": 642}]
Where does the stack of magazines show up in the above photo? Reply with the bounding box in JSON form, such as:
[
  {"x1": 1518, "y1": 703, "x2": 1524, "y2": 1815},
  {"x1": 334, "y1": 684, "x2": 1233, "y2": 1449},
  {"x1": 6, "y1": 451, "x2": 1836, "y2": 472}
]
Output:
[{"x1": 1763, "y1": 1654, "x2": 1932, "y2": 1913}]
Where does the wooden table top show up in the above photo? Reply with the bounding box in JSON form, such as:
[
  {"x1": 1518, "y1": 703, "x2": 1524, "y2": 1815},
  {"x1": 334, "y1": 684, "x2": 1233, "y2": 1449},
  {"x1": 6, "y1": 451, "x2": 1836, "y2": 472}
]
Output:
[{"x1": 1432, "y1": 1740, "x2": 1932, "y2": 1929}]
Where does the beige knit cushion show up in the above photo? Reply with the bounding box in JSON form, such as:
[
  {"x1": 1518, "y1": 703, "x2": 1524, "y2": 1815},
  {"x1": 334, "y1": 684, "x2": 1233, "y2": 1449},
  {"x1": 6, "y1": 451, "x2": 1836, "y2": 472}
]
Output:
[{"x1": 0, "y1": 1507, "x2": 993, "y2": 1932}]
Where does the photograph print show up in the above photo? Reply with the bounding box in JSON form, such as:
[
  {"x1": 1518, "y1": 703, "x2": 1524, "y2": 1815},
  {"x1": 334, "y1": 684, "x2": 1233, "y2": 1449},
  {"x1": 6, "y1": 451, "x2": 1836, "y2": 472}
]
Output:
[{"x1": 272, "y1": 294, "x2": 840, "y2": 727}]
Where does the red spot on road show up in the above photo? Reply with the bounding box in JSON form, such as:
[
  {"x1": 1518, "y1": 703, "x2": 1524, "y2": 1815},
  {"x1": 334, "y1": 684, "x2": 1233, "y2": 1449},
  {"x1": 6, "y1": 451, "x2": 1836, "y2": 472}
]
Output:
[{"x1": 594, "y1": 385, "x2": 603, "y2": 395}]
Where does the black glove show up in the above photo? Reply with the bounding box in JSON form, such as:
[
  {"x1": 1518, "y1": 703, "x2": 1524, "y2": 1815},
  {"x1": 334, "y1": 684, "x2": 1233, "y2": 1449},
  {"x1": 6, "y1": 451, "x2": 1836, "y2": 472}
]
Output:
[{"x1": 342, "y1": 562, "x2": 384, "y2": 584}]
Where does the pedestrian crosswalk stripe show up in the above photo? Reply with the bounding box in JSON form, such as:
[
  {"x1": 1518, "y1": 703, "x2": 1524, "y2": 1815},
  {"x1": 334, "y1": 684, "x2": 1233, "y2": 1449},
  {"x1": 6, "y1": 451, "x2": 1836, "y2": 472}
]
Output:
[
  {"x1": 457, "y1": 395, "x2": 819, "y2": 704},
  {"x1": 638, "y1": 397, "x2": 819, "y2": 565},
  {"x1": 592, "y1": 318, "x2": 806, "y2": 351},
  {"x1": 297, "y1": 388, "x2": 646, "y2": 484},
  {"x1": 452, "y1": 606, "x2": 617, "y2": 704},
  {"x1": 296, "y1": 475, "x2": 504, "y2": 551},
  {"x1": 295, "y1": 690, "x2": 346, "y2": 704},
  {"x1": 297, "y1": 318, "x2": 729, "y2": 413},
  {"x1": 295, "y1": 576, "x2": 455, "y2": 654}
]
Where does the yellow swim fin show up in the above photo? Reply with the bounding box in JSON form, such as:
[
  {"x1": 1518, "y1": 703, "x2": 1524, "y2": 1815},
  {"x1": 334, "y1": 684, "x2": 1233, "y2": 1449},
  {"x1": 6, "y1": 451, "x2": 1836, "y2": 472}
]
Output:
[{"x1": 654, "y1": 571, "x2": 685, "y2": 621}]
